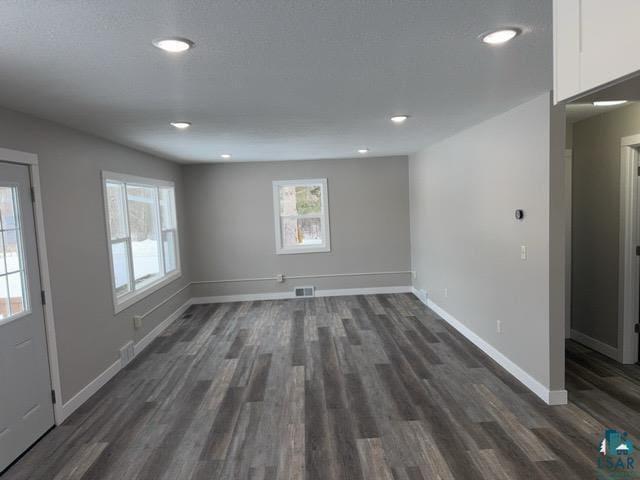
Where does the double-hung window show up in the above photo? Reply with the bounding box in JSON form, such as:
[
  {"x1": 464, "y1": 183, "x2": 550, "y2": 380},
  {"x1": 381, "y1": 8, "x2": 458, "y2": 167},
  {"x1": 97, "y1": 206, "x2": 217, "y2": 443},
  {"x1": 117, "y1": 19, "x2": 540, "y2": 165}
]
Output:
[
  {"x1": 102, "y1": 172, "x2": 180, "y2": 312},
  {"x1": 273, "y1": 178, "x2": 330, "y2": 254}
]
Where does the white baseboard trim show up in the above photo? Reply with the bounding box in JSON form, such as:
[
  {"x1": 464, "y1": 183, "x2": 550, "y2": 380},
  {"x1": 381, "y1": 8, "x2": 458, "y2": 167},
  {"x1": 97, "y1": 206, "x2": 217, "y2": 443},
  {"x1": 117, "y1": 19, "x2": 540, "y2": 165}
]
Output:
[
  {"x1": 58, "y1": 298, "x2": 193, "y2": 423},
  {"x1": 416, "y1": 295, "x2": 567, "y2": 406},
  {"x1": 134, "y1": 299, "x2": 193, "y2": 356},
  {"x1": 411, "y1": 286, "x2": 427, "y2": 304},
  {"x1": 570, "y1": 329, "x2": 618, "y2": 361},
  {"x1": 192, "y1": 286, "x2": 412, "y2": 304},
  {"x1": 59, "y1": 358, "x2": 121, "y2": 423}
]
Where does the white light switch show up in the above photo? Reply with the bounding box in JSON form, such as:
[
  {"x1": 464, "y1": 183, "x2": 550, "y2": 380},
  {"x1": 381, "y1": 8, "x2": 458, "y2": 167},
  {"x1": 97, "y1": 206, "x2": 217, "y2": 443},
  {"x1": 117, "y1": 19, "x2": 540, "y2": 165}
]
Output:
[{"x1": 520, "y1": 245, "x2": 527, "y2": 260}]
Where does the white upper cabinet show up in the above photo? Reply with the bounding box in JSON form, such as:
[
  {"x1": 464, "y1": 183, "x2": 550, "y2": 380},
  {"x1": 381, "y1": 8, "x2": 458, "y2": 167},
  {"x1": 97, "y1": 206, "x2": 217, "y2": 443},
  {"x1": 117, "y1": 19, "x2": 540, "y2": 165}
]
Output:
[{"x1": 554, "y1": 0, "x2": 640, "y2": 103}]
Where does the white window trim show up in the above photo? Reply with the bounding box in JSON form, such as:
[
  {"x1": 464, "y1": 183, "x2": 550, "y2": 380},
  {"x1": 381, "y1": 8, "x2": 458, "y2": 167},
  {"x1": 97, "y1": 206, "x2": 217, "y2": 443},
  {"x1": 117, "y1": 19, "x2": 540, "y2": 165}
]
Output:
[
  {"x1": 272, "y1": 178, "x2": 331, "y2": 255},
  {"x1": 102, "y1": 171, "x2": 181, "y2": 314}
]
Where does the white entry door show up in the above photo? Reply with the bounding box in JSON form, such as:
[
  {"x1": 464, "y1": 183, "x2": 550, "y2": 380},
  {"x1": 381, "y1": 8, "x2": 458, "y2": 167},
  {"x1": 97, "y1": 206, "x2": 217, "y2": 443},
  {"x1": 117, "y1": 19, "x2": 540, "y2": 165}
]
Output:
[{"x1": 0, "y1": 161, "x2": 54, "y2": 472}]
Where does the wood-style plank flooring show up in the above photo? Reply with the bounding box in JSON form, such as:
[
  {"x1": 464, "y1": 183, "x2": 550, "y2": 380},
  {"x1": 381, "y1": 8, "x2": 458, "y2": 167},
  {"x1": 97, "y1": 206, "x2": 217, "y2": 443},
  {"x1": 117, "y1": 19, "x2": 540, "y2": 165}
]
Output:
[{"x1": 3, "y1": 294, "x2": 639, "y2": 479}]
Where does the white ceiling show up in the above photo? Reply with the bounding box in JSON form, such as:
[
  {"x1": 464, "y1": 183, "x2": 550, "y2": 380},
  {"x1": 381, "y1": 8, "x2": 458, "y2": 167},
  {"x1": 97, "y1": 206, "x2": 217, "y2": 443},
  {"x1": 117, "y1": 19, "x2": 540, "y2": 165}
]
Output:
[{"x1": 0, "y1": 1, "x2": 552, "y2": 163}]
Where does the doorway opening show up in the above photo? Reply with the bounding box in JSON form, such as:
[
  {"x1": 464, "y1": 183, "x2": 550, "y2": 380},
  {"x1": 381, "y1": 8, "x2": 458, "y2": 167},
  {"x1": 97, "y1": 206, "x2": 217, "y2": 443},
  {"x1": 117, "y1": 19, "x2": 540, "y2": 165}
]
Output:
[{"x1": 565, "y1": 98, "x2": 640, "y2": 365}]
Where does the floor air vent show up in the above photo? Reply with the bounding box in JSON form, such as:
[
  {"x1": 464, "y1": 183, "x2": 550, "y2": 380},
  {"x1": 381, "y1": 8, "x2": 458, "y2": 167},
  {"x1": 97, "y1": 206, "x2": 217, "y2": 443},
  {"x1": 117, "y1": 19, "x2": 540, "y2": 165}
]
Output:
[{"x1": 294, "y1": 286, "x2": 315, "y2": 298}]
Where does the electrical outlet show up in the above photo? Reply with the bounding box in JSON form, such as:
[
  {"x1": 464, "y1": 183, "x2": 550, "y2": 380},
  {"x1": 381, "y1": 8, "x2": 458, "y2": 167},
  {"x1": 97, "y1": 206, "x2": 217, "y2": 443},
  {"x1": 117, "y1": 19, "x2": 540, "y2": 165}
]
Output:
[
  {"x1": 497, "y1": 320, "x2": 503, "y2": 333},
  {"x1": 412, "y1": 271, "x2": 417, "y2": 280},
  {"x1": 133, "y1": 315, "x2": 143, "y2": 330},
  {"x1": 520, "y1": 245, "x2": 527, "y2": 260},
  {"x1": 444, "y1": 288, "x2": 448, "y2": 298},
  {"x1": 276, "y1": 273, "x2": 284, "y2": 283}
]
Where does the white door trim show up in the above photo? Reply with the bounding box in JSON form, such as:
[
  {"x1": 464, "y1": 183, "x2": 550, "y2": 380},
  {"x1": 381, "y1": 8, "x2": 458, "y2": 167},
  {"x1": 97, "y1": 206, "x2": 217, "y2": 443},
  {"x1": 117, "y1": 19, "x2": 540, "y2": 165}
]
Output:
[
  {"x1": 565, "y1": 148, "x2": 572, "y2": 339},
  {"x1": 0, "y1": 147, "x2": 63, "y2": 423},
  {"x1": 618, "y1": 134, "x2": 640, "y2": 364}
]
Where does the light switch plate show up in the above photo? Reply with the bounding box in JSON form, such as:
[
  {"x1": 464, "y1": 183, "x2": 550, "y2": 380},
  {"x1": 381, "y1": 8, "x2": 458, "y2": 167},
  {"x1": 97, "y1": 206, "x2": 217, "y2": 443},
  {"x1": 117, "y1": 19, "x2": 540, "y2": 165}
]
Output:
[{"x1": 520, "y1": 245, "x2": 527, "y2": 260}]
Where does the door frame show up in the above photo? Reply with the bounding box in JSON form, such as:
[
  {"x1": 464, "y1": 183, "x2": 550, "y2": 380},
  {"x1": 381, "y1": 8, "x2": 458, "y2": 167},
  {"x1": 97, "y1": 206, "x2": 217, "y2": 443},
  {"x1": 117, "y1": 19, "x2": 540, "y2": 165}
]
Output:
[
  {"x1": 619, "y1": 135, "x2": 640, "y2": 364},
  {"x1": 0, "y1": 147, "x2": 63, "y2": 423},
  {"x1": 565, "y1": 148, "x2": 572, "y2": 339}
]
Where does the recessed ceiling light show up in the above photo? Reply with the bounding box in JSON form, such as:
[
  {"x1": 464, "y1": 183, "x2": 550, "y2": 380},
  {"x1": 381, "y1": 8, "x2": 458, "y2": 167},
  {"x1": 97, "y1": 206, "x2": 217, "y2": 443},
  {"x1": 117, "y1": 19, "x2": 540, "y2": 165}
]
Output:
[
  {"x1": 593, "y1": 100, "x2": 628, "y2": 107},
  {"x1": 170, "y1": 121, "x2": 191, "y2": 129},
  {"x1": 357, "y1": 148, "x2": 369, "y2": 154},
  {"x1": 153, "y1": 37, "x2": 195, "y2": 53},
  {"x1": 220, "y1": 154, "x2": 232, "y2": 159},
  {"x1": 390, "y1": 115, "x2": 410, "y2": 124},
  {"x1": 481, "y1": 28, "x2": 521, "y2": 45}
]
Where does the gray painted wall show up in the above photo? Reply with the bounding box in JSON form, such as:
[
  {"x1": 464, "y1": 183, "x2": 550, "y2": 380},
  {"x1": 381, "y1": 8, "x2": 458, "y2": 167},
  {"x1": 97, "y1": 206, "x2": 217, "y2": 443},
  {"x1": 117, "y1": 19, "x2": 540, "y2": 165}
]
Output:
[
  {"x1": 571, "y1": 102, "x2": 640, "y2": 348},
  {"x1": 183, "y1": 156, "x2": 411, "y2": 297},
  {"x1": 0, "y1": 107, "x2": 191, "y2": 403},
  {"x1": 409, "y1": 92, "x2": 565, "y2": 390}
]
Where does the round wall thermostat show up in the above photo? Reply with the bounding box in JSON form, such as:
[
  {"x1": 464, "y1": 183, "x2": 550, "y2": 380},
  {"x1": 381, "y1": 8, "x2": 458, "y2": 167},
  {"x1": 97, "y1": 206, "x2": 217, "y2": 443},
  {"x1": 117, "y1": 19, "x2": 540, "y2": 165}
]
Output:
[{"x1": 515, "y1": 209, "x2": 524, "y2": 220}]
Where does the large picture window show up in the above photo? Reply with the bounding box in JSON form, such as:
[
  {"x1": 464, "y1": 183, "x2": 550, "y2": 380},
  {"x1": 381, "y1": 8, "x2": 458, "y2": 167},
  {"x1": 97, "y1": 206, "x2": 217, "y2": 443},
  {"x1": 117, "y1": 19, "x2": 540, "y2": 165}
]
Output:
[
  {"x1": 273, "y1": 178, "x2": 330, "y2": 254},
  {"x1": 102, "y1": 172, "x2": 180, "y2": 312}
]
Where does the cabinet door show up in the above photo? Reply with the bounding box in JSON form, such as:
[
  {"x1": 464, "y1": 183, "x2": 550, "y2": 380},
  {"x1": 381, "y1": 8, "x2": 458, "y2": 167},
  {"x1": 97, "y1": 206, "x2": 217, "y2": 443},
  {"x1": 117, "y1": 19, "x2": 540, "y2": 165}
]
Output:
[
  {"x1": 553, "y1": 0, "x2": 581, "y2": 103},
  {"x1": 579, "y1": 0, "x2": 640, "y2": 95},
  {"x1": 554, "y1": 0, "x2": 640, "y2": 103}
]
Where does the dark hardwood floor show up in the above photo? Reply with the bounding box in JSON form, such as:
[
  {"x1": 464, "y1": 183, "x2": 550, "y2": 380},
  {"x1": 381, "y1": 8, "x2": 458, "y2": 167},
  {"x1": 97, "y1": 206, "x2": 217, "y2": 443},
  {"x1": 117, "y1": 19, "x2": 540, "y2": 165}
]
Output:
[{"x1": 2, "y1": 294, "x2": 639, "y2": 479}]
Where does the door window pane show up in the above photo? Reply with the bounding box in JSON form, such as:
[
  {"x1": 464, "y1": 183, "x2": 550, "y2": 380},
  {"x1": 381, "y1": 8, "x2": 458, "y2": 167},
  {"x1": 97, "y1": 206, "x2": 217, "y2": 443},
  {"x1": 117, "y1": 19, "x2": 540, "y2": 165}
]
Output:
[
  {"x1": 126, "y1": 185, "x2": 161, "y2": 287},
  {"x1": 0, "y1": 187, "x2": 17, "y2": 229},
  {"x1": 0, "y1": 234, "x2": 5, "y2": 275},
  {"x1": 0, "y1": 277, "x2": 9, "y2": 320},
  {"x1": 106, "y1": 182, "x2": 127, "y2": 240},
  {"x1": 3, "y1": 230, "x2": 21, "y2": 273},
  {"x1": 0, "y1": 186, "x2": 29, "y2": 321},
  {"x1": 7, "y1": 272, "x2": 24, "y2": 316},
  {"x1": 111, "y1": 241, "x2": 130, "y2": 296}
]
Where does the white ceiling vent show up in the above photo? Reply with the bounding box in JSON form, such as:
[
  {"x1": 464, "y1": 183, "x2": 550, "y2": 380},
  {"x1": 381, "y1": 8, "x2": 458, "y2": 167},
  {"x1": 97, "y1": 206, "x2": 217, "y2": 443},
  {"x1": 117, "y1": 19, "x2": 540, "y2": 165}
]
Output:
[{"x1": 294, "y1": 286, "x2": 315, "y2": 298}]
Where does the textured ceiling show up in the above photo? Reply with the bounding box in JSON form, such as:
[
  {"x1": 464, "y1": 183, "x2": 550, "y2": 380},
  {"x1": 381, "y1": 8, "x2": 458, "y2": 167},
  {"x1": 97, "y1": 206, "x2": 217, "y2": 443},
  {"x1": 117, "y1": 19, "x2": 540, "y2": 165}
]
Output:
[{"x1": 0, "y1": 0, "x2": 552, "y2": 163}]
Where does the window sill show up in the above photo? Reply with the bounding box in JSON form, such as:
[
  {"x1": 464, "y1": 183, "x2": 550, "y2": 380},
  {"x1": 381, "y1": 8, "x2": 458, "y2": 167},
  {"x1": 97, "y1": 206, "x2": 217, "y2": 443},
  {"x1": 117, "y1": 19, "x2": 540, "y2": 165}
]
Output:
[
  {"x1": 276, "y1": 246, "x2": 331, "y2": 255},
  {"x1": 113, "y1": 270, "x2": 182, "y2": 314}
]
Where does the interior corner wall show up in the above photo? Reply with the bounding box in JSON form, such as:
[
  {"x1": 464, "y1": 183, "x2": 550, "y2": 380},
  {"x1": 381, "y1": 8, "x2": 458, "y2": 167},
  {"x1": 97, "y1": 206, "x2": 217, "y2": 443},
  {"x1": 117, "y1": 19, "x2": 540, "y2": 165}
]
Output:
[
  {"x1": 0, "y1": 107, "x2": 191, "y2": 404},
  {"x1": 571, "y1": 102, "x2": 640, "y2": 349},
  {"x1": 183, "y1": 156, "x2": 412, "y2": 297},
  {"x1": 409, "y1": 92, "x2": 561, "y2": 391}
]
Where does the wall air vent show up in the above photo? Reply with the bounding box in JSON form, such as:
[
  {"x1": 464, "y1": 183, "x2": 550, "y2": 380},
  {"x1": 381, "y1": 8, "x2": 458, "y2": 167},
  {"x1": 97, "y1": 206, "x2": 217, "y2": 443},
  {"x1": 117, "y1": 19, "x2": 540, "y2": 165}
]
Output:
[{"x1": 294, "y1": 286, "x2": 315, "y2": 298}]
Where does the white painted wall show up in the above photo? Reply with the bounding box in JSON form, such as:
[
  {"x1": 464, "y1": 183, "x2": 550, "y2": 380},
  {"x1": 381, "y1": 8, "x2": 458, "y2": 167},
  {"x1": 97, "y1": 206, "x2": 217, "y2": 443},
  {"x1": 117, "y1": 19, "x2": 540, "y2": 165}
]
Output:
[
  {"x1": 0, "y1": 106, "x2": 191, "y2": 404},
  {"x1": 410, "y1": 92, "x2": 565, "y2": 393},
  {"x1": 184, "y1": 156, "x2": 412, "y2": 298}
]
